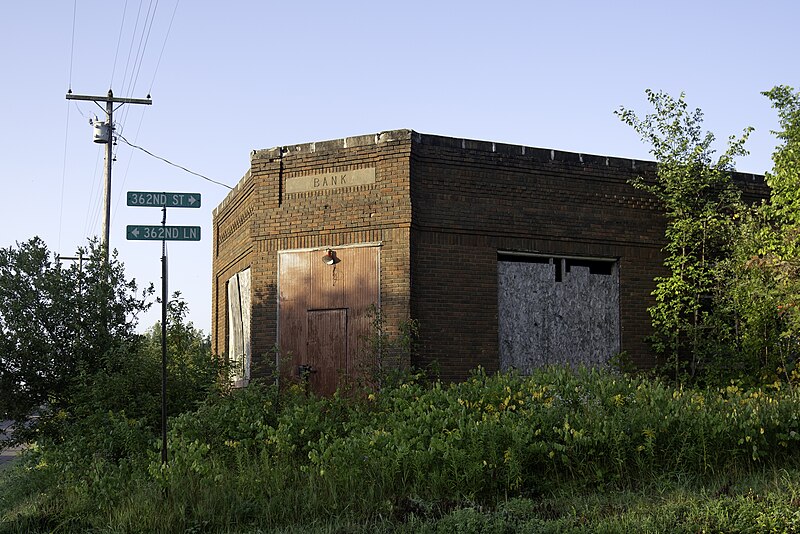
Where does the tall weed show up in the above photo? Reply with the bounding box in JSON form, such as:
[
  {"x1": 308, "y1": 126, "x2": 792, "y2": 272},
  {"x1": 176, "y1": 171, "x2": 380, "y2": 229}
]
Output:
[{"x1": 3, "y1": 366, "x2": 800, "y2": 532}]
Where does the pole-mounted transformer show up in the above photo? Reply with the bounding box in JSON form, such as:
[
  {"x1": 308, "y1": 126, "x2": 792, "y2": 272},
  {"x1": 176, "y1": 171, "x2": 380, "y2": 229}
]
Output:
[
  {"x1": 91, "y1": 118, "x2": 111, "y2": 144},
  {"x1": 66, "y1": 89, "x2": 152, "y2": 262}
]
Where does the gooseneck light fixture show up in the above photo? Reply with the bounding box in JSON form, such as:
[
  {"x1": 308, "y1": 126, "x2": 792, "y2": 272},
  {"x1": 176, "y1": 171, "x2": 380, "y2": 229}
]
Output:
[{"x1": 321, "y1": 249, "x2": 337, "y2": 265}]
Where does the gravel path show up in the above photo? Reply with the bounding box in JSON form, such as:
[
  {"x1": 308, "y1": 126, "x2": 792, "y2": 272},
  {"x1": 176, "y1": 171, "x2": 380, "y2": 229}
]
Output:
[{"x1": 0, "y1": 420, "x2": 24, "y2": 471}]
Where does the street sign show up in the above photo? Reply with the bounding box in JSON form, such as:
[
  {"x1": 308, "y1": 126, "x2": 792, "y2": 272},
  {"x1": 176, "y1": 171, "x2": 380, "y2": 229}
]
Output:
[
  {"x1": 127, "y1": 191, "x2": 201, "y2": 208},
  {"x1": 126, "y1": 225, "x2": 201, "y2": 241}
]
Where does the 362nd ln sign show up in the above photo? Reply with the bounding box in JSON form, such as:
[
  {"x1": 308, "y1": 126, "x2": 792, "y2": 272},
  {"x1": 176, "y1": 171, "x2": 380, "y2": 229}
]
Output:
[{"x1": 126, "y1": 225, "x2": 201, "y2": 241}]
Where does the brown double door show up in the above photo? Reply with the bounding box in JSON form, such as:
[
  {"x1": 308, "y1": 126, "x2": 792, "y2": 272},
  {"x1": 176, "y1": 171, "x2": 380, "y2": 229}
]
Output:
[
  {"x1": 278, "y1": 245, "x2": 379, "y2": 395},
  {"x1": 305, "y1": 308, "x2": 348, "y2": 395}
]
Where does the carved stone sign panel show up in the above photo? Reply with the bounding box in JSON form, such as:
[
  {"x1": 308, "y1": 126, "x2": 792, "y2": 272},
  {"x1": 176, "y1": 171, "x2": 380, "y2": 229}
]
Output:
[{"x1": 285, "y1": 167, "x2": 376, "y2": 194}]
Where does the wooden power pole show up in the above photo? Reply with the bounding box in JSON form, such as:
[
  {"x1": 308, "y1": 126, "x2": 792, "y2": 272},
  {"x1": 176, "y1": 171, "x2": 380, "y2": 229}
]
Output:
[{"x1": 66, "y1": 89, "x2": 152, "y2": 262}]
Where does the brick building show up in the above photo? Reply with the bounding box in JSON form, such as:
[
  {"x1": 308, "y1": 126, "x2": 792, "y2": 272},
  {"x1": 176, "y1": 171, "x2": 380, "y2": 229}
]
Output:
[{"x1": 212, "y1": 129, "x2": 765, "y2": 391}]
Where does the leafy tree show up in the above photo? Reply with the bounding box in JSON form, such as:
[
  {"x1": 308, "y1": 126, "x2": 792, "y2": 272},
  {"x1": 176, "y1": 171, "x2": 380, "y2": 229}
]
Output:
[
  {"x1": 67, "y1": 292, "x2": 226, "y2": 433},
  {"x1": 141, "y1": 292, "x2": 226, "y2": 417},
  {"x1": 617, "y1": 90, "x2": 752, "y2": 378},
  {"x1": 763, "y1": 86, "x2": 800, "y2": 231},
  {"x1": 706, "y1": 86, "x2": 800, "y2": 383},
  {"x1": 734, "y1": 85, "x2": 800, "y2": 377},
  {"x1": 0, "y1": 238, "x2": 152, "y2": 433}
]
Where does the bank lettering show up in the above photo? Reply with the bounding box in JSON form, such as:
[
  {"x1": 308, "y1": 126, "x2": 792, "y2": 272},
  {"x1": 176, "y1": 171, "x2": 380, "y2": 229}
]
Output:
[
  {"x1": 314, "y1": 174, "x2": 347, "y2": 188},
  {"x1": 286, "y1": 167, "x2": 375, "y2": 194}
]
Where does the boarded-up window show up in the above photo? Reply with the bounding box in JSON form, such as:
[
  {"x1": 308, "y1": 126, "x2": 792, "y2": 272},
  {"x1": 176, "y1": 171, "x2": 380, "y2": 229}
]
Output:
[
  {"x1": 227, "y1": 268, "x2": 251, "y2": 386},
  {"x1": 498, "y1": 254, "x2": 619, "y2": 371}
]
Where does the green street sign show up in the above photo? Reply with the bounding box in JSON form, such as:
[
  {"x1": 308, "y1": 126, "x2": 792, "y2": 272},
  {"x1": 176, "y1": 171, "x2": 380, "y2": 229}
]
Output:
[
  {"x1": 127, "y1": 191, "x2": 201, "y2": 208},
  {"x1": 126, "y1": 225, "x2": 201, "y2": 241}
]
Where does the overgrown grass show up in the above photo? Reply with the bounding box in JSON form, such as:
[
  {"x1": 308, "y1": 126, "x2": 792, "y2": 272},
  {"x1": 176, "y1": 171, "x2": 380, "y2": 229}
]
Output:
[{"x1": 2, "y1": 366, "x2": 800, "y2": 532}]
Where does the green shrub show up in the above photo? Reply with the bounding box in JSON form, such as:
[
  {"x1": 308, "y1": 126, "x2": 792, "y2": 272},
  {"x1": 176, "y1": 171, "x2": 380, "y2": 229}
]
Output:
[{"x1": 3, "y1": 366, "x2": 800, "y2": 532}]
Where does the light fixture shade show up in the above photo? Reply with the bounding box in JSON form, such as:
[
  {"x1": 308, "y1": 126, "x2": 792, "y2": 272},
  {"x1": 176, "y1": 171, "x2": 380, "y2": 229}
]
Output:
[{"x1": 322, "y1": 249, "x2": 336, "y2": 265}]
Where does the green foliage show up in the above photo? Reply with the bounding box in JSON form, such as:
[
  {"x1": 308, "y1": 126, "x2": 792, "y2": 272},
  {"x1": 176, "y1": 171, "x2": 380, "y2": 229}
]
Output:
[
  {"x1": 140, "y1": 292, "x2": 227, "y2": 419},
  {"x1": 616, "y1": 86, "x2": 800, "y2": 385},
  {"x1": 3, "y1": 367, "x2": 800, "y2": 532},
  {"x1": 0, "y1": 238, "x2": 152, "y2": 431},
  {"x1": 763, "y1": 86, "x2": 800, "y2": 230},
  {"x1": 740, "y1": 86, "x2": 800, "y2": 373},
  {"x1": 701, "y1": 86, "x2": 800, "y2": 384},
  {"x1": 361, "y1": 304, "x2": 423, "y2": 387},
  {"x1": 0, "y1": 284, "x2": 227, "y2": 531},
  {"x1": 0, "y1": 237, "x2": 224, "y2": 452},
  {"x1": 617, "y1": 90, "x2": 752, "y2": 379},
  {"x1": 63, "y1": 294, "x2": 226, "y2": 435},
  {"x1": 710, "y1": 209, "x2": 783, "y2": 380}
]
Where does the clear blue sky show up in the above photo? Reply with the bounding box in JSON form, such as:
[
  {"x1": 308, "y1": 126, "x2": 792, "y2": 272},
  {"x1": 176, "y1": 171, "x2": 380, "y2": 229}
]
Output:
[{"x1": 1, "y1": 1, "x2": 798, "y2": 335}]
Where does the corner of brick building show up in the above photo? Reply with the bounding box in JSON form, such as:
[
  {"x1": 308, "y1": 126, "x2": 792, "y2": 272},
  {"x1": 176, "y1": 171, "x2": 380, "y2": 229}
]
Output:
[{"x1": 213, "y1": 131, "x2": 416, "y2": 380}]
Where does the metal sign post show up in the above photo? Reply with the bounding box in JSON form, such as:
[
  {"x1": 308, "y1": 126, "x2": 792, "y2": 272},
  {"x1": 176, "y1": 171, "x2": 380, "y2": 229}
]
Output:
[
  {"x1": 160, "y1": 206, "x2": 168, "y2": 465},
  {"x1": 127, "y1": 191, "x2": 202, "y2": 465}
]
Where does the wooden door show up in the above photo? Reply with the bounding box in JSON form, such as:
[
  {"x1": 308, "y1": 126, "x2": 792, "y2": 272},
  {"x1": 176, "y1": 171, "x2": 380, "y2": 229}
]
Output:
[
  {"x1": 306, "y1": 308, "x2": 348, "y2": 395},
  {"x1": 279, "y1": 246, "x2": 379, "y2": 394}
]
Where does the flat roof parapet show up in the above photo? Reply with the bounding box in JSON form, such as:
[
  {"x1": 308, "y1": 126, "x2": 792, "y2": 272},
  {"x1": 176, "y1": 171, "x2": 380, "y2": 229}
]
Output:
[
  {"x1": 414, "y1": 131, "x2": 659, "y2": 171},
  {"x1": 248, "y1": 129, "x2": 658, "y2": 171},
  {"x1": 251, "y1": 129, "x2": 414, "y2": 161},
  {"x1": 218, "y1": 130, "x2": 764, "y2": 216},
  {"x1": 213, "y1": 169, "x2": 251, "y2": 217}
]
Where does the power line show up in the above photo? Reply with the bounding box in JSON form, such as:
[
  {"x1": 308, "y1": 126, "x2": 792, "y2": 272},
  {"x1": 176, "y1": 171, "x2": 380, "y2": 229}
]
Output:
[
  {"x1": 129, "y1": 0, "x2": 159, "y2": 96},
  {"x1": 110, "y1": 0, "x2": 130, "y2": 89},
  {"x1": 73, "y1": 102, "x2": 92, "y2": 120},
  {"x1": 124, "y1": 0, "x2": 157, "y2": 99},
  {"x1": 112, "y1": 110, "x2": 149, "y2": 227},
  {"x1": 117, "y1": 134, "x2": 233, "y2": 189},
  {"x1": 118, "y1": 0, "x2": 154, "y2": 148},
  {"x1": 117, "y1": 0, "x2": 179, "y2": 197},
  {"x1": 58, "y1": 102, "x2": 71, "y2": 253},
  {"x1": 120, "y1": 1, "x2": 145, "y2": 99},
  {"x1": 62, "y1": 0, "x2": 77, "y2": 251},
  {"x1": 68, "y1": 0, "x2": 77, "y2": 91},
  {"x1": 84, "y1": 146, "x2": 104, "y2": 240},
  {"x1": 149, "y1": 0, "x2": 180, "y2": 94}
]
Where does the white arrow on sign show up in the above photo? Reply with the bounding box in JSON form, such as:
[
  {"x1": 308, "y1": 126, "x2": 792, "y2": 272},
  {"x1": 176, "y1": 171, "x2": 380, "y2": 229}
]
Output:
[
  {"x1": 188, "y1": 196, "x2": 197, "y2": 205},
  {"x1": 130, "y1": 227, "x2": 140, "y2": 238}
]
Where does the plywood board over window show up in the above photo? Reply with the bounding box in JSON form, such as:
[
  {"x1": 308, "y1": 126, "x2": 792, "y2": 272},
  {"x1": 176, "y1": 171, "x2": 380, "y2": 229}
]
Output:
[
  {"x1": 498, "y1": 254, "x2": 620, "y2": 371},
  {"x1": 227, "y1": 268, "x2": 251, "y2": 386},
  {"x1": 278, "y1": 245, "x2": 379, "y2": 395}
]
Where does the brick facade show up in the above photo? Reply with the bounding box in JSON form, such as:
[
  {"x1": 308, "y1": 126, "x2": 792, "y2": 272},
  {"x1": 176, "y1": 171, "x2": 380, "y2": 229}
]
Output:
[{"x1": 212, "y1": 129, "x2": 766, "y2": 382}]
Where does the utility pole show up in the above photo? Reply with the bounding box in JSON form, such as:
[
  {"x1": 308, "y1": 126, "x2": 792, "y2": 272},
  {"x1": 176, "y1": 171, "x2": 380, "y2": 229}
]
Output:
[
  {"x1": 66, "y1": 89, "x2": 152, "y2": 262},
  {"x1": 56, "y1": 251, "x2": 86, "y2": 291},
  {"x1": 56, "y1": 251, "x2": 85, "y2": 271}
]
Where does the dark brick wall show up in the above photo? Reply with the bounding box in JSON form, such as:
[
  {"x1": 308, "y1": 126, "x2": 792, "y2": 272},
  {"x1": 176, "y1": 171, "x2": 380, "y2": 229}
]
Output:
[
  {"x1": 213, "y1": 131, "x2": 413, "y2": 376},
  {"x1": 408, "y1": 135, "x2": 667, "y2": 378},
  {"x1": 213, "y1": 129, "x2": 767, "y2": 381},
  {"x1": 212, "y1": 171, "x2": 255, "y2": 358}
]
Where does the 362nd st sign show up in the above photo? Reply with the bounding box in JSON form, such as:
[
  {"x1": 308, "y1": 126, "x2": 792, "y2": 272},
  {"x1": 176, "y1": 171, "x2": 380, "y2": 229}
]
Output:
[{"x1": 127, "y1": 191, "x2": 201, "y2": 208}]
